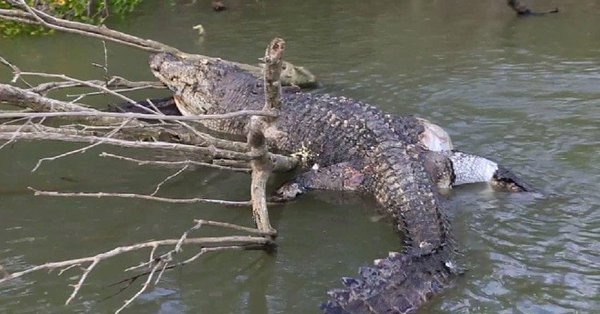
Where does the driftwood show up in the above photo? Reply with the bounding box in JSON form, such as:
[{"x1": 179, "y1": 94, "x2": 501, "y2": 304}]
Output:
[{"x1": 0, "y1": 2, "x2": 299, "y2": 312}]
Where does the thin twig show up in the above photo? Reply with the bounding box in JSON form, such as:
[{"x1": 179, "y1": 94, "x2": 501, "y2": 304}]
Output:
[
  {"x1": 193, "y1": 219, "x2": 275, "y2": 236},
  {"x1": 66, "y1": 85, "x2": 157, "y2": 98},
  {"x1": 0, "y1": 108, "x2": 276, "y2": 121},
  {"x1": 30, "y1": 78, "x2": 164, "y2": 95},
  {"x1": 99, "y1": 152, "x2": 250, "y2": 173},
  {"x1": 115, "y1": 262, "x2": 160, "y2": 314},
  {"x1": 0, "y1": 118, "x2": 31, "y2": 150},
  {"x1": 58, "y1": 264, "x2": 80, "y2": 276},
  {"x1": 0, "y1": 55, "x2": 32, "y2": 87},
  {"x1": 15, "y1": 71, "x2": 159, "y2": 115},
  {"x1": 105, "y1": 246, "x2": 249, "y2": 297},
  {"x1": 125, "y1": 221, "x2": 203, "y2": 273},
  {"x1": 150, "y1": 165, "x2": 189, "y2": 196},
  {"x1": 29, "y1": 187, "x2": 252, "y2": 206},
  {"x1": 66, "y1": 259, "x2": 98, "y2": 304},
  {"x1": 31, "y1": 118, "x2": 132, "y2": 172}
]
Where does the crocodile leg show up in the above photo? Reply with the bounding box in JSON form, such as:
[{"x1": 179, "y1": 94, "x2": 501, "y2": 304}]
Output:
[{"x1": 272, "y1": 162, "x2": 365, "y2": 202}]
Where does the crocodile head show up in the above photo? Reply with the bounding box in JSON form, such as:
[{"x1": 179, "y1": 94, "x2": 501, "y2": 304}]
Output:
[{"x1": 149, "y1": 53, "x2": 216, "y2": 116}]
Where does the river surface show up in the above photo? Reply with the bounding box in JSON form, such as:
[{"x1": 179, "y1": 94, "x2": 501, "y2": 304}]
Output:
[{"x1": 1, "y1": 0, "x2": 599, "y2": 313}]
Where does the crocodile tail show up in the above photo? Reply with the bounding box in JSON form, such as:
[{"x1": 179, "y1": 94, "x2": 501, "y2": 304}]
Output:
[
  {"x1": 322, "y1": 247, "x2": 456, "y2": 313},
  {"x1": 447, "y1": 151, "x2": 539, "y2": 193}
]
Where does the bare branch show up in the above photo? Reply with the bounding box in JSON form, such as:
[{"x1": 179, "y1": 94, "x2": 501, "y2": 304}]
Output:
[
  {"x1": 66, "y1": 259, "x2": 98, "y2": 305},
  {"x1": 57, "y1": 264, "x2": 79, "y2": 276},
  {"x1": 0, "y1": 105, "x2": 277, "y2": 121},
  {"x1": 31, "y1": 118, "x2": 132, "y2": 172},
  {"x1": 0, "y1": 236, "x2": 270, "y2": 284},
  {"x1": 115, "y1": 262, "x2": 161, "y2": 314},
  {"x1": 99, "y1": 152, "x2": 250, "y2": 173},
  {"x1": 0, "y1": 130, "x2": 252, "y2": 160},
  {"x1": 0, "y1": 83, "x2": 96, "y2": 113},
  {"x1": 16, "y1": 71, "x2": 159, "y2": 115},
  {"x1": 150, "y1": 165, "x2": 189, "y2": 196},
  {"x1": 105, "y1": 246, "x2": 250, "y2": 301},
  {"x1": 213, "y1": 159, "x2": 252, "y2": 169},
  {"x1": 193, "y1": 219, "x2": 274, "y2": 236},
  {"x1": 29, "y1": 187, "x2": 253, "y2": 207},
  {"x1": 0, "y1": 119, "x2": 31, "y2": 150},
  {"x1": 0, "y1": 55, "x2": 31, "y2": 87},
  {"x1": 246, "y1": 38, "x2": 287, "y2": 235},
  {"x1": 0, "y1": 235, "x2": 271, "y2": 305},
  {"x1": 30, "y1": 77, "x2": 164, "y2": 95}
]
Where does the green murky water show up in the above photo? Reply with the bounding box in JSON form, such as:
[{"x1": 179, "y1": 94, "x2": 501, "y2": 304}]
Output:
[{"x1": 1, "y1": 0, "x2": 599, "y2": 313}]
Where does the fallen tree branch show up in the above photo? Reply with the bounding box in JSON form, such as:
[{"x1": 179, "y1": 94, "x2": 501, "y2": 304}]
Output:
[
  {"x1": 246, "y1": 38, "x2": 287, "y2": 236},
  {"x1": 0, "y1": 121, "x2": 297, "y2": 173},
  {"x1": 0, "y1": 83, "x2": 97, "y2": 113}
]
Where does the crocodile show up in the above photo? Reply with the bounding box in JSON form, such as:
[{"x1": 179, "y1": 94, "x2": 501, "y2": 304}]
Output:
[{"x1": 149, "y1": 53, "x2": 535, "y2": 313}]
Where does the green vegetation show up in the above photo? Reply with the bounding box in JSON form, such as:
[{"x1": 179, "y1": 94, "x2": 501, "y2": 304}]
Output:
[{"x1": 0, "y1": 0, "x2": 143, "y2": 36}]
